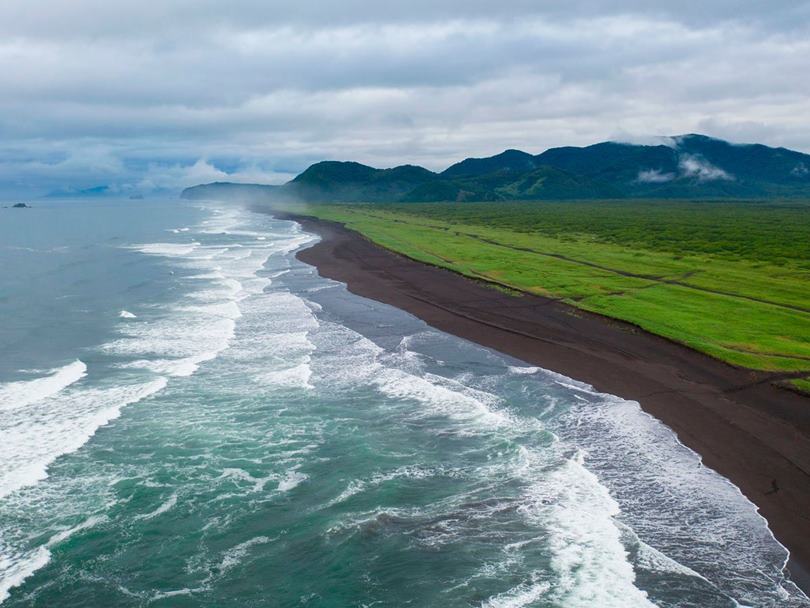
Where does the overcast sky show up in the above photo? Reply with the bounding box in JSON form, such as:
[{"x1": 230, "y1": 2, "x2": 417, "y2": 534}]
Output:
[{"x1": 1, "y1": 1, "x2": 809, "y2": 196}]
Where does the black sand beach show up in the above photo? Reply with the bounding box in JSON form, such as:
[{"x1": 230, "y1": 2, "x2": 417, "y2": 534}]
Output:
[{"x1": 283, "y1": 212, "x2": 810, "y2": 593}]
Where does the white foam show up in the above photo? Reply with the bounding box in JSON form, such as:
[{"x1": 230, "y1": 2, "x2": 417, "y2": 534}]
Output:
[
  {"x1": 554, "y1": 391, "x2": 802, "y2": 604},
  {"x1": 188, "y1": 271, "x2": 226, "y2": 280},
  {"x1": 277, "y1": 471, "x2": 307, "y2": 492},
  {"x1": 110, "y1": 312, "x2": 236, "y2": 377},
  {"x1": 481, "y1": 578, "x2": 552, "y2": 608},
  {"x1": 518, "y1": 449, "x2": 657, "y2": 608},
  {"x1": 47, "y1": 515, "x2": 108, "y2": 548},
  {"x1": 0, "y1": 546, "x2": 50, "y2": 604},
  {"x1": 0, "y1": 377, "x2": 168, "y2": 499},
  {"x1": 374, "y1": 368, "x2": 515, "y2": 433},
  {"x1": 327, "y1": 465, "x2": 442, "y2": 508},
  {"x1": 227, "y1": 288, "x2": 319, "y2": 392},
  {"x1": 217, "y1": 468, "x2": 275, "y2": 493},
  {"x1": 256, "y1": 363, "x2": 313, "y2": 390},
  {"x1": 113, "y1": 210, "x2": 304, "y2": 383},
  {"x1": 134, "y1": 242, "x2": 200, "y2": 257},
  {"x1": 125, "y1": 350, "x2": 222, "y2": 378},
  {"x1": 0, "y1": 360, "x2": 87, "y2": 411},
  {"x1": 135, "y1": 493, "x2": 178, "y2": 521},
  {"x1": 554, "y1": 380, "x2": 600, "y2": 396},
  {"x1": 634, "y1": 537, "x2": 707, "y2": 580},
  {"x1": 0, "y1": 515, "x2": 107, "y2": 603},
  {"x1": 183, "y1": 301, "x2": 242, "y2": 320},
  {"x1": 219, "y1": 536, "x2": 274, "y2": 572},
  {"x1": 507, "y1": 366, "x2": 541, "y2": 375},
  {"x1": 306, "y1": 315, "x2": 658, "y2": 603},
  {"x1": 1, "y1": 205, "x2": 686, "y2": 605},
  {"x1": 219, "y1": 536, "x2": 273, "y2": 574},
  {"x1": 150, "y1": 588, "x2": 197, "y2": 601},
  {"x1": 370, "y1": 343, "x2": 660, "y2": 606},
  {"x1": 0, "y1": 211, "x2": 307, "y2": 604},
  {"x1": 305, "y1": 322, "x2": 385, "y2": 389}
]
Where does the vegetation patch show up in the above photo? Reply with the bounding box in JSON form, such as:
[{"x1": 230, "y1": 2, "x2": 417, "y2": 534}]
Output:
[
  {"x1": 298, "y1": 200, "x2": 810, "y2": 373},
  {"x1": 789, "y1": 377, "x2": 810, "y2": 395}
]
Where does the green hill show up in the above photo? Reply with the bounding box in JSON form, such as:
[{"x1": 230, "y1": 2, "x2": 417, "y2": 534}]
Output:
[
  {"x1": 180, "y1": 182, "x2": 282, "y2": 202},
  {"x1": 441, "y1": 149, "x2": 538, "y2": 179},
  {"x1": 287, "y1": 161, "x2": 438, "y2": 202},
  {"x1": 181, "y1": 134, "x2": 810, "y2": 203}
]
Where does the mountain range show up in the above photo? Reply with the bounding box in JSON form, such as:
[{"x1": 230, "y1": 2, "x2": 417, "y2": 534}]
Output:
[{"x1": 181, "y1": 134, "x2": 810, "y2": 203}]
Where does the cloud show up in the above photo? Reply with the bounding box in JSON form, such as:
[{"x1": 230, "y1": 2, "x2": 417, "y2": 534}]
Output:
[
  {"x1": 0, "y1": 145, "x2": 295, "y2": 196},
  {"x1": 135, "y1": 160, "x2": 295, "y2": 193},
  {"x1": 0, "y1": 1, "x2": 808, "y2": 196},
  {"x1": 637, "y1": 169, "x2": 675, "y2": 183},
  {"x1": 1, "y1": 1, "x2": 808, "y2": 39},
  {"x1": 678, "y1": 154, "x2": 733, "y2": 181},
  {"x1": 614, "y1": 133, "x2": 678, "y2": 148}
]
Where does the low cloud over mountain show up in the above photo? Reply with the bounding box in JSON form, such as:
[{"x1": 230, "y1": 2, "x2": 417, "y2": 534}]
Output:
[
  {"x1": 183, "y1": 134, "x2": 810, "y2": 202},
  {"x1": 1, "y1": 1, "x2": 809, "y2": 196}
]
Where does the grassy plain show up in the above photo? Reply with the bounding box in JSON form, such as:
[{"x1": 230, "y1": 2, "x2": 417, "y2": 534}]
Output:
[{"x1": 300, "y1": 200, "x2": 810, "y2": 380}]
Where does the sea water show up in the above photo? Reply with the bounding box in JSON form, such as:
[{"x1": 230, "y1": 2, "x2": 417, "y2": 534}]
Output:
[{"x1": 0, "y1": 198, "x2": 807, "y2": 607}]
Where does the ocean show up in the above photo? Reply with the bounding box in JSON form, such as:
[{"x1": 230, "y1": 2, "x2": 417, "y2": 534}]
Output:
[{"x1": 0, "y1": 198, "x2": 806, "y2": 607}]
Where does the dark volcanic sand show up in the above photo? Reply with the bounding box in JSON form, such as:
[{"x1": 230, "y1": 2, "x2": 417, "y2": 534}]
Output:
[{"x1": 280, "y1": 212, "x2": 810, "y2": 594}]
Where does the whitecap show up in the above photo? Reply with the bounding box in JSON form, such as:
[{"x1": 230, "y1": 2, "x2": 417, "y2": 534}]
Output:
[
  {"x1": 518, "y1": 449, "x2": 658, "y2": 608},
  {"x1": 277, "y1": 471, "x2": 307, "y2": 492},
  {"x1": 219, "y1": 536, "x2": 274, "y2": 574},
  {"x1": 135, "y1": 493, "x2": 178, "y2": 521},
  {"x1": 255, "y1": 363, "x2": 313, "y2": 390},
  {"x1": 374, "y1": 368, "x2": 514, "y2": 432},
  {"x1": 508, "y1": 365, "x2": 542, "y2": 375},
  {"x1": 0, "y1": 507, "x2": 105, "y2": 604},
  {"x1": 634, "y1": 537, "x2": 708, "y2": 580},
  {"x1": 327, "y1": 465, "x2": 442, "y2": 508},
  {"x1": 217, "y1": 468, "x2": 274, "y2": 493},
  {"x1": 0, "y1": 377, "x2": 168, "y2": 499},
  {"x1": 480, "y1": 578, "x2": 552, "y2": 608},
  {"x1": 47, "y1": 515, "x2": 108, "y2": 547},
  {"x1": 150, "y1": 588, "x2": 198, "y2": 601},
  {"x1": 134, "y1": 242, "x2": 200, "y2": 257},
  {"x1": 124, "y1": 350, "x2": 222, "y2": 378},
  {"x1": 0, "y1": 360, "x2": 87, "y2": 411},
  {"x1": 0, "y1": 546, "x2": 50, "y2": 604}
]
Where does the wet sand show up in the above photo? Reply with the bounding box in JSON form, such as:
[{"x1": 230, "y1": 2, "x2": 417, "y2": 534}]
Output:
[{"x1": 281, "y1": 212, "x2": 810, "y2": 594}]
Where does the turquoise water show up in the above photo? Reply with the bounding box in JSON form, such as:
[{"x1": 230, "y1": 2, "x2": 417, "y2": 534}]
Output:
[{"x1": 0, "y1": 199, "x2": 807, "y2": 607}]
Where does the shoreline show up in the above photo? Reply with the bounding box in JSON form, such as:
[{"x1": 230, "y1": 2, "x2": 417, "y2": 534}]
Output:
[{"x1": 278, "y1": 211, "x2": 810, "y2": 595}]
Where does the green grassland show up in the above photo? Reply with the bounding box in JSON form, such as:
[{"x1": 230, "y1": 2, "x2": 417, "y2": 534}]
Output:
[{"x1": 299, "y1": 200, "x2": 810, "y2": 382}]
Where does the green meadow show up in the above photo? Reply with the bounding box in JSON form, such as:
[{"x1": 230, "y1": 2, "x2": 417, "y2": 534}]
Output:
[{"x1": 301, "y1": 200, "x2": 810, "y2": 387}]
